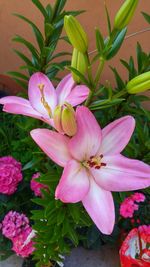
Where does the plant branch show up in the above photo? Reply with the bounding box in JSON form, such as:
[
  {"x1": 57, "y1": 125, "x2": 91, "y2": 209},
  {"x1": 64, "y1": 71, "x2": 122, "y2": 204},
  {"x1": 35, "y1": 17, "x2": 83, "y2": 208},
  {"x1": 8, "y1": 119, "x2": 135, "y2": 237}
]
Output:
[{"x1": 88, "y1": 27, "x2": 150, "y2": 56}]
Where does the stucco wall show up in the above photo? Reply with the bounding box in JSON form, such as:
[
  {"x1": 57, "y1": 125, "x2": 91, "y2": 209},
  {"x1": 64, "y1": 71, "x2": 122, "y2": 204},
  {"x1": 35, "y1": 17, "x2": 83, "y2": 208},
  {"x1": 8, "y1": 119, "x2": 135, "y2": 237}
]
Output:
[{"x1": 0, "y1": 0, "x2": 150, "y2": 89}]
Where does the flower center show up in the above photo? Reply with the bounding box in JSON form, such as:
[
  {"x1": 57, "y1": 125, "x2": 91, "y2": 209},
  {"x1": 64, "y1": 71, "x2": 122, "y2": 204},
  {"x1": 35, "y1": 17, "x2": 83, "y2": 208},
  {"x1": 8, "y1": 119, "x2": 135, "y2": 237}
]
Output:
[
  {"x1": 83, "y1": 154, "x2": 106, "y2": 170},
  {"x1": 38, "y1": 84, "x2": 52, "y2": 117}
]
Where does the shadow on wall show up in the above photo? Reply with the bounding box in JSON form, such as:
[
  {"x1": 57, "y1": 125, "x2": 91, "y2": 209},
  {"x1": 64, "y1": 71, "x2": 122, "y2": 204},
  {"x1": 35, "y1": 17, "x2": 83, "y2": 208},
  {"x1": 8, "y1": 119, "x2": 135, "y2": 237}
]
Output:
[{"x1": 0, "y1": 74, "x2": 22, "y2": 96}]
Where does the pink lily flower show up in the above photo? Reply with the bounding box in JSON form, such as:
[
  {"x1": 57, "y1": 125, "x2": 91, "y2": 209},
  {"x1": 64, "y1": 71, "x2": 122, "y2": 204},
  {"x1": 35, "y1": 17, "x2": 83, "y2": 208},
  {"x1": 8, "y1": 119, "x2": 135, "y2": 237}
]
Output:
[
  {"x1": 30, "y1": 107, "x2": 150, "y2": 234},
  {"x1": 0, "y1": 72, "x2": 89, "y2": 125}
]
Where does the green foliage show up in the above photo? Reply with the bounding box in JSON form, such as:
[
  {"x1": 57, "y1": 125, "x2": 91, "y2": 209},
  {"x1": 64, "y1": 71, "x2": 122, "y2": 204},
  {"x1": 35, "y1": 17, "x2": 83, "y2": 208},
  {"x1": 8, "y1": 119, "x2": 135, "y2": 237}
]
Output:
[
  {"x1": 10, "y1": 0, "x2": 83, "y2": 87},
  {"x1": 31, "y1": 169, "x2": 92, "y2": 266}
]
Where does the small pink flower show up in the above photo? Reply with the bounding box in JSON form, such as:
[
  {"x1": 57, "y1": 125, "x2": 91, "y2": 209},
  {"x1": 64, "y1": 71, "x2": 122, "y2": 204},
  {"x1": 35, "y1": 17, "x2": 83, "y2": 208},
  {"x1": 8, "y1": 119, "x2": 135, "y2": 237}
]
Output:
[
  {"x1": 0, "y1": 73, "x2": 89, "y2": 128},
  {"x1": 12, "y1": 227, "x2": 35, "y2": 258},
  {"x1": 30, "y1": 172, "x2": 48, "y2": 197},
  {"x1": 132, "y1": 192, "x2": 145, "y2": 203},
  {"x1": 120, "y1": 192, "x2": 146, "y2": 219},
  {"x1": 0, "y1": 156, "x2": 22, "y2": 195},
  {"x1": 31, "y1": 106, "x2": 150, "y2": 234},
  {"x1": 2, "y1": 211, "x2": 29, "y2": 239},
  {"x1": 120, "y1": 197, "x2": 139, "y2": 218}
]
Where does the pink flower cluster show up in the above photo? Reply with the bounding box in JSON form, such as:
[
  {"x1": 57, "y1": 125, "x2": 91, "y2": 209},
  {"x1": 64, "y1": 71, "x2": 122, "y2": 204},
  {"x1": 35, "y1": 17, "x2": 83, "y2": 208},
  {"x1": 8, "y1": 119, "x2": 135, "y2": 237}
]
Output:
[
  {"x1": 0, "y1": 156, "x2": 22, "y2": 195},
  {"x1": 30, "y1": 172, "x2": 48, "y2": 197},
  {"x1": 120, "y1": 193, "x2": 145, "y2": 218},
  {"x1": 1, "y1": 211, "x2": 35, "y2": 258}
]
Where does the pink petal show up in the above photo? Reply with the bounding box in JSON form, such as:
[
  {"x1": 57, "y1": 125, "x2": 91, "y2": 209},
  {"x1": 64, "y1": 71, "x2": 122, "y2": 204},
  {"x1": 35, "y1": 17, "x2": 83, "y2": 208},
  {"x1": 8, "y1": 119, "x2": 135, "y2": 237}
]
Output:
[
  {"x1": 55, "y1": 160, "x2": 89, "y2": 203},
  {"x1": 99, "y1": 116, "x2": 135, "y2": 155},
  {"x1": 56, "y1": 74, "x2": 75, "y2": 104},
  {"x1": 0, "y1": 96, "x2": 30, "y2": 105},
  {"x1": 69, "y1": 106, "x2": 102, "y2": 161},
  {"x1": 30, "y1": 129, "x2": 71, "y2": 167},
  {"x1": 28, "y1": 72, "x2": 57, "y2": 115},
  {"x1": 82, "y1": 178, "x2": 115, "y2": 234},
  {"x1": 65, "y1": 85, "x2": 89, "y2": 106},
  {"x1": 92, "y1": 155, "x2": 150, "y2": 191},
  {"x1": 0, "y1": 96, "x2": 53, "y2": 124}
]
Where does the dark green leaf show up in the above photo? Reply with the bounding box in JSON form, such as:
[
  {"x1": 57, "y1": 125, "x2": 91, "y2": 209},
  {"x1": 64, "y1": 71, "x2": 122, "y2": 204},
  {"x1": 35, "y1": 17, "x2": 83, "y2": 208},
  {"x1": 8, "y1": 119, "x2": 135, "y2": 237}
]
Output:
[
  {"x1": 14, "y1": 14, "x2": 44, "y2": 51},
  {"x1": 32, "y1": 0, "x2": 48, "y2": 19},
  {"x1": 67, "y1": 66, "x2": 89, "y2": 86},
  {"x1": 13, "y1": 49, "x2": 33, "y2": 66},
  {"x1": 106, "y1": 28, "x2": 127, "y2": 60},
  {"x1": 7, "y1": 71, "x2": 29, "y2": 81},
  {"x1": 110, "y1": 67, "x2": 125, "y2": 89},
  {"x1": 105, "y1": 4, "x2": 111, "y2": 35},
  {"x1": 45, "y1": 23, "x2": 54, "y2": 39},
  {"x1": 142, "y1": 12, "x2": 150, "y2": 24},
  {"x1": 95, "y1": 28, "x2": 105, "y2": 53},
  {"x1": 13, "y1": 78, "x2": 28, "y2": 89},
  {"x1": 53, "y1": 0, "x2": 67, "y2": 19},
  {"x1": 13, "y1": 35, "x2": 39, "y2": 61},
  {"x1": 136, "y1": 42, "x2": 143, "y2": 74}
]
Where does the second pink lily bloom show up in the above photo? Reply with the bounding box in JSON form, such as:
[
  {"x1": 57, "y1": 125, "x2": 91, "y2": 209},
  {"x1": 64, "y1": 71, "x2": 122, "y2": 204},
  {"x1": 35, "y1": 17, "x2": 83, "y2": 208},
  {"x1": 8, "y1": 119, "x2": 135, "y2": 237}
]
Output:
[
  {"x1": 31, "y1": 107, "x2": 150, "y2": 235},
  {"x1": 0, "y1": 72, "x2": 89, "y2": 126}
]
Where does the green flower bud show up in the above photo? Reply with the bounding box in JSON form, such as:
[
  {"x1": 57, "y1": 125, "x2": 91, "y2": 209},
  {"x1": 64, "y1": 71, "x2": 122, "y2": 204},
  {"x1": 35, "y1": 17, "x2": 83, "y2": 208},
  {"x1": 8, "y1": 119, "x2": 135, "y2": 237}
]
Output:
[
  {"x1": 114, "y1": 0, "x2": 139, "y2": 30},
  {"x1": 53, "y1": 103, "x2": 77, "y2": 136},
  {"x1": 64, "y1": 15, "x2": 88, "y2": 53},
  {"x1": 126, "y1": 71, "x2": 150, "y2": 94},
  {"x1": 71, "y1": 48, "x2": 87, "y2": 83}
]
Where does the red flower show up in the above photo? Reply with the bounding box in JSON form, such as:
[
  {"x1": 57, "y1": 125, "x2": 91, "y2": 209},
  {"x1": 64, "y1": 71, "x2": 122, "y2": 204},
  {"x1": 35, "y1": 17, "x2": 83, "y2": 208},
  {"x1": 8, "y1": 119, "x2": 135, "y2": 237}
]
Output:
[{"x1": 120, "y1": 226, "x2": 150, "y2": 267}]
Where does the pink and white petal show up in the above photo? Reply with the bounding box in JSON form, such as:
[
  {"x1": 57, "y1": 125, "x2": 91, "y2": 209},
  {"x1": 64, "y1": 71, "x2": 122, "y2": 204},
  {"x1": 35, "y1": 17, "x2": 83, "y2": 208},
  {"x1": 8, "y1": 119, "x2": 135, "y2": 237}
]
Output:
[
  {"x1": 65, "y1": 85, "x2": 89, "y2": 106},
  {"x1": 69, "y1": 106, "x2": 102, "y2": 161},
  {"x1": 82, "y1": 178, "x2": 115, "y2": 235},
  {"x1": 0, "y1": 96, "x2": 30, "y2": 105},
  {"x1": 99, "y1": 116, "x2": 135, "y2": 155},
  {"x1": 28, "y1": 72, "x2": 57, "y2": 115},
  {"x1": 30, "y1": 129, "x2": 71, "y2": 167},
  {"x1": 92, "y1": 155, "x2": 150, "y2": 192},
  {"x1": 56, "y1": 74, "x2": 75, "y2": 105},
  {"x1": 55, "y1": 160, "x2": 89, "y2": 203},
  {"x1": 2, "y1": 103, "x2": 53, "y2": 124}
]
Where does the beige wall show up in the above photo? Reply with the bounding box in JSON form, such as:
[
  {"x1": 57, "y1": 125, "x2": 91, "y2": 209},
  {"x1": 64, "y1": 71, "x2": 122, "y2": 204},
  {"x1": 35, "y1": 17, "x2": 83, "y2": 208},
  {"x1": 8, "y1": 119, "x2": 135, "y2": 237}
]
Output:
[{"x1": 0, "y1": 0, "x2": 150, "y2": 89}]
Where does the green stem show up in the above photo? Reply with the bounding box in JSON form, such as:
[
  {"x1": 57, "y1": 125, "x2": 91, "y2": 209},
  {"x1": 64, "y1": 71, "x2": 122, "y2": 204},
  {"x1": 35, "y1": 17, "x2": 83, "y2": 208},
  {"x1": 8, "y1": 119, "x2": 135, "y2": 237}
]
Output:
[
  {"x1": 85, "y1": 57, "x2": 105, "y2": 106},
  {"x1": 113, "y1": 89, "x2": 127, "y2": 99},
  {"x1": 85, "y1": 90, "x2": 94, "y2": 106},
  {"x1": 94, "y1": 57, "x2": 105, "y2": 86}
]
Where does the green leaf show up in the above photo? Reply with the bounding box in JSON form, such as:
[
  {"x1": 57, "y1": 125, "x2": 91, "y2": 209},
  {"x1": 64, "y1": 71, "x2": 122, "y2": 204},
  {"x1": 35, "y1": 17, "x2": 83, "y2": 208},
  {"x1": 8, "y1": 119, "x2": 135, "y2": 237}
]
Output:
[
  {"x1": 67, "y1": 225, "x2": 79, "y2": 246},
  {"x1": 46, "y1": 4, "x2": 53, "y2": 21},
  {"x1": 95, "y1": 28, "x2": 105, "y2": 53},
  {"x1": 129, "y1": 56, "x2": 137, "y2": 79},
  {"x1": 110, "y1": 67, "x2": 125, "y2": 89},
  {"x1": 51, "y1": 51, "x2": 72, "y2": 61},
  {"x1": 53, "y1": 0, "x2": 67, "y2": 19},
  {"x1": 67, "y1": 66, "x2": 89, "y2": 86},
  {"x1": 7, "y1": 71, "x2": 29, "y2": 81},
  {"x1": 14, "y1": 14, "x2": 44, "y2": 51},
  {"x1": 13, "y1": 78, "x2": 28, "y2": 89},
  {"x1": 120, "y1": 59, "x2": 130, "y2": 72},
  {"x1": 44, "y1": 23, "x2": 54, "y2": 39},
  {"x1": 142, "y1": 12, "x2": 150, "y2": 24},
  {"x1": 32, "y1": 0, "x2": 48, "y2": 19},
  {"x1": 20, "y1": 65, "x2": 39, "y2": 72},
  {"x1": 57, "y1": 208, "x2": 66, "y2": 225},
  {"x1": 13, "y1": 35, "x2": 39, "y2": 61},
  {"x1": 90, "y1": 98, "x2": 125, "y2": 110},
  {"x1": 106, "y1": 28, "x2": 127, "y2": 60},
  {"x1": 136, "y1": 42, "x2": 142, "y2": 74},
  {"x1": 104, "y1": 4, "x2": 111, "y2": 35},
  {"x1": 13, "y1": 49, "x2": 33, "y2": 66}
]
